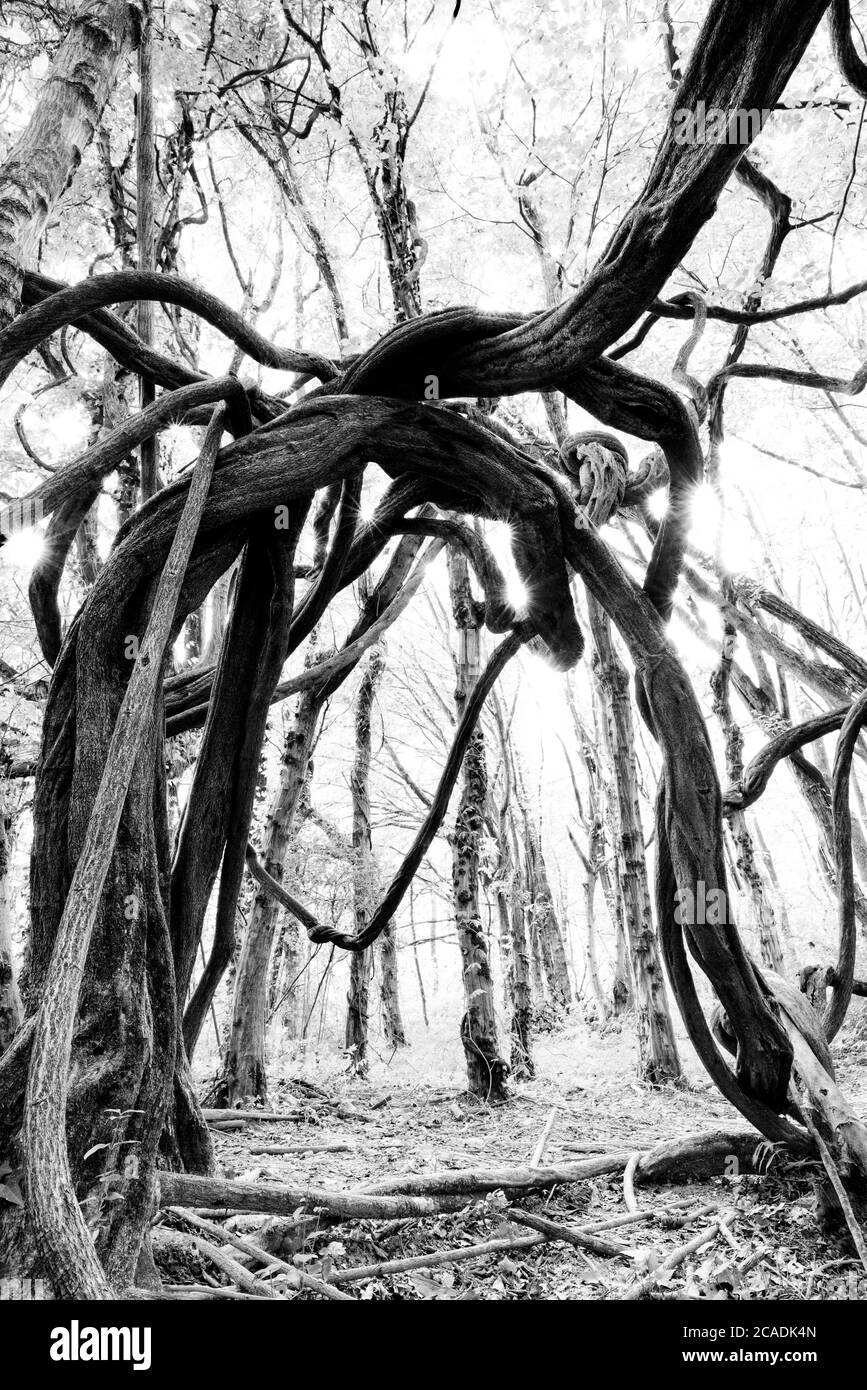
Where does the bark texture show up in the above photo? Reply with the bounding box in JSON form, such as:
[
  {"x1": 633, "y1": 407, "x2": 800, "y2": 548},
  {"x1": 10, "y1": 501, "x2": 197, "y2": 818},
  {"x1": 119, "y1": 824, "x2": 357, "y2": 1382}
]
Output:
[
  {"x1": 588, "y1": 592, "x2": 681, "y2": 1082},
  {"x1": 0, "y1": 797, "x2": 22, "y2": 1055},
  {"x1": 219, "y1": 684, "x2": 321, "y2": 1106},
  {"x1": 449, "y1": 550, "x2": 508, "y2": 1100},
  {"x1": 0, "y1": 0, "x2": 136, "y2": 326}
]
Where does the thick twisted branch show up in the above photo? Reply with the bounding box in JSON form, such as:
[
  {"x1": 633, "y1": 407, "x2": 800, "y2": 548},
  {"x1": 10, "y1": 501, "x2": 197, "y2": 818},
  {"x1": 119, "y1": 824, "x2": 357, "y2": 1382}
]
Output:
[
  {"x1": 826, "y1": 690, "x2": 867, "y2": 1041},
  {"x1": 724, "y1": 706, "x2": 851, "y2": 813},
  {"x1": 0, "y1": 270, "x2": 336, "y2": 386},
  {"x1": 830, "y1": 0, "x2": 867, "y2": 97}
]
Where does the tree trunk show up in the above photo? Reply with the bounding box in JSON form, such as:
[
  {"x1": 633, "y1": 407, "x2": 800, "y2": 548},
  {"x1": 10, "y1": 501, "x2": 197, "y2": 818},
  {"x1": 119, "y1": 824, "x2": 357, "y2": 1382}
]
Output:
[
  {"x1": 268, "y1": 885, "x2": 305, "y2": 1040},
  {"x1": 219, "y1": 684, "x2": 321, "y2": 1106},
  {"x1": 449, "y1": 550, "x2": 508, "y2": 1100},
  {"x1": 711, "y1": 620, "x2": 786, "y2": 975},
  {"x1": 489, "y1": 726, "x2": 534, "y2": 1078},
  {"x1": 136, "y1": 0, "x2": 157, "y2": 500},
  {"x1": 344, "y1": 648, "x2": 374, "y2": 1072},
  {"x1": 508, "y1": 878, "x2": 533, "y2": 1077},
  {"x1": 344, "y1": 951, "x2": 371, "y2": 1070},
  {"x1": 378, "y1": 922, "x2": 406, "y2": 1049},
  {"x1": 345, "y1": 645, "x2": 405, "y2": 1069},
  {"x1": 523, "y1": 819, "x2": 572, "y2": 1011},
  {"x1": 565, "y1": 720, "x2": 612, "y2": 1024},
  {"x1": 408, "y1": 884, "x2": 430, "y2": 1028},
  {"x1": 752, "y1": 819, "x2": 795, "y2": 951},
  {"x1": 581, "y1": 850, "x2": 610, "y2": 1023},
  {"x1": 75, "y1": 504, "x2": 102, "y2": 589},
  {"x1": 0, "y1": 0, "x2": 135, "y2": 326},
  {"x1": 16, "y1": 407, "x2": 225, "y2": 1294},
  {"x1": 0, "y1": 794, "x2": 22, "y2": 1054},
  {"x1": 529, "y1": 913, "x2": 545, "y2": 1004},
  {"x1": 203, "y1": 571, "x2": 231, "y2": 663},
  {"x1": 588, "y1": 681, "x2": 632, "y2": 1017},
  {"x1": 588, "y1": 595, "x2": 682, "y2": 1081},
  {"x1": 503, "y1": 844, "x2": 534, "y2": 1079}
]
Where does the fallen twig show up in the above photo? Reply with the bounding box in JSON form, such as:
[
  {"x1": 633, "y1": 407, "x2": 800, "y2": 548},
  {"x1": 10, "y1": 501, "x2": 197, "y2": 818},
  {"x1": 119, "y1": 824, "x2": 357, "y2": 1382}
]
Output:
[
  {"x1": 185, "y1": 1232, "x2": 286, "y2": 1299},
  {"x1": 576, "y1": 1201, "x2": 716, "y2": 1235},
  {"x1": 505, "y1": 1207, "x2": 628, "y2": 1259},
  {"x1": 560, "y1": 1142, "x2": 625, "y2": 1154},
  {"x1": 530, "y1": 1108, "x2": 558, "y2": 1168},
  {"x1": 202, "y1": 1108, "x2": 307, "y2": 1124},
  {"x1": 737, "y1": 1247, "x2": 770, "y2": 1278},
  {"x1": 623, "y1": 1152, "x2": 642, "y2": 1213},
  {"x1": 329, "y1": 1234, "x2": 546, "y2": 1285},
  {"x1": 620, "y1": 1212, "x2": 739, "y2": 1301},
  {"x1": 192, "y1": 1208, "x2": 250, "y2": 1220},
  {"x1": 659, "y1": 1203, "x2": 719, "y2": 1230},
  {"x1": 167, "y1": 1207, "x2": 354, "y2": 1301},
  {"x1": 249, "y1": 1140, "x2": 355, "y2": 1156},
  {"x1": 162, "y1": 1284, "x2": 274, "y2": 1301}
]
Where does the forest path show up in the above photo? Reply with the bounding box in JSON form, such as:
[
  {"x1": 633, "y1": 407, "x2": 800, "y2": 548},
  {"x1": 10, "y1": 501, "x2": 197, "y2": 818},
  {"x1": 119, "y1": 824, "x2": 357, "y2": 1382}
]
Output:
[{"x1": 177, "y1": 1020, "x2": 867, "y2": 1299}]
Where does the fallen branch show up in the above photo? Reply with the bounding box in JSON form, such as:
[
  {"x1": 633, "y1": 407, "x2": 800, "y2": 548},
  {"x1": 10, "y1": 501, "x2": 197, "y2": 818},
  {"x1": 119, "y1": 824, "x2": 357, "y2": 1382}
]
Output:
[
  {"x1": 159, "y1": 1172, "x2": 476, "y2": 1221},
  {"x1": 504, "y1": 1207, "x2": 628, "y2": 1259},
  {"x1": 134, "y1": 1284, "x2": 275, "y2": 1301},
  {"x1": 581, "y1": 1202, "x2": 718, "y2": 1234},
  {"x1": 558, "y1": 1143, "x2": 619, "y2": 1155},
  {"x1": 791, "y1": 1094, "x2": 867, "y2": 1273},
  {"x1": 623, "y1": 1152, "x2": 642, "y2": 1213},
  {"x1": 777, "y1": 1002, "x2": 867, "y2": 1178},
  {"x1": 166, "y1": 1208, "x2": 354, "y2": 1301},
  {"x1": 201, "y1": 1108, "x2": 310, "y2": 1123},
  {"x1": 249, "y1": 1141, "x2": 355, "y2": 1156},
  {"x1": 620, "y1": 1213, "x2": 738, "y2": 1301},
  {"x1": 529, "y1": 1107, "x2": 558, "y2": 1168},
  {"x1": 328, "y1": 1234, "x2": 546, "y2": 1286},
  {"x1": 634, "y1": 1129, "x2": 791, "y2": 1182},
  {"x1": 354, "y1": 1153, "x2": 630, "y2": 1197},
  {"x1": 186, "y1": 1232, "x2": 286, "y2": 1300}
]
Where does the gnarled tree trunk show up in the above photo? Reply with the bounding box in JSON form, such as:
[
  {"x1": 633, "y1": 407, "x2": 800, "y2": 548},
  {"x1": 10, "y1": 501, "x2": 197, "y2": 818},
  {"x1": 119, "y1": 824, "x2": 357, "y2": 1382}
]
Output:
[
  {"x1": 344, "y1": 650, "x2": 376, "y2": 1072},
  {"x1": 0, "y1": 795, "x2": 22, "y2": 1055},
  {"x1": 449, "y1": 549, "x2": 508, "y2": 1100},
  {"x1": 712, "y1": 620, "x2": 786, "y2": 974},
  {"x1": 218, "y1": 683, "x2": 321, "y2": 1106},
  {"x1": 0, "y1": 0, "x2": 135, "y2": 326},
  {"x1": 523, "y1": 816, "x2": 573, "y2": 1012},
  {"x1": 588, "y1": 592, "x2": 682, "y2": 1082}
]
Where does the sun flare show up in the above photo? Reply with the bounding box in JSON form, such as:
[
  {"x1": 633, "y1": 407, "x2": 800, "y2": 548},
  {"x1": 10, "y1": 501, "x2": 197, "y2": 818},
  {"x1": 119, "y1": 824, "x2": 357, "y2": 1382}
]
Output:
[{"x1": 2, "y1": 525, "x2": 47, "y2": 572}]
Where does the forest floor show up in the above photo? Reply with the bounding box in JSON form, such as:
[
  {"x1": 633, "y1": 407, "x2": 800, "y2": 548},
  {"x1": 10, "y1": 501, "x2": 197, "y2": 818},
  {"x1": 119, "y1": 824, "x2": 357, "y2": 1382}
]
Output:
[{"x1": 166, "y1": 1014, "x2": 867, "y2": 1301}]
